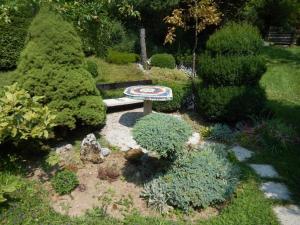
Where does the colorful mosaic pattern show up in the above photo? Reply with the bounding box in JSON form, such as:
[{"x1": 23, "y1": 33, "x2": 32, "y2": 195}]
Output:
[{"x1": 124, "y1": 85, "x2": 173, "y2": 101}]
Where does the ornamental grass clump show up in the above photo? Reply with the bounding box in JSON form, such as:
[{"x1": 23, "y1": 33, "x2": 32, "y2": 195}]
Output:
[
  {"x1": 142, "y1": 143, "x2": 239, "y2": 212},
  {"x1": 133, "y1": 113, "x2": 192, "y2": 159}
]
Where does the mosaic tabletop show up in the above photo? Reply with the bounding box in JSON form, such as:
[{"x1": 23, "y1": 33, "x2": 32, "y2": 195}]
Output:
[{"x1": 124, "y1": 85, "x2": 173, "y2": 101}]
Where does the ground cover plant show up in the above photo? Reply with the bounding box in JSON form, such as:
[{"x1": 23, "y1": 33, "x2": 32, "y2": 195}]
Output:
[
  {"x1": 142, "y1": 143, "x2": 239, "y2": 212},
  {"x1": 133, "y1": 113, "x2": 192, "y2": 159},
  {"x1": 17, "y1": 7, "x2": 106, "y2": 129}
]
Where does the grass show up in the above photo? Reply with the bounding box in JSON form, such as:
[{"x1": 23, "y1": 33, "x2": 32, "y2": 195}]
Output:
[
  {"x1": 90, "y1": 57, "x2": 146, "y2": 84},
  {"x1": 260, "y1": 46, "x2": 300, "y2": 130},
  {"x1": 255, "y1": 46, "x2": 300, "y2": 204}
]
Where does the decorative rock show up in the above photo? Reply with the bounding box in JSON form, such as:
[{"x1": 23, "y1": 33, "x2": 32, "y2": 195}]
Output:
[
  {"x1": 56, "y1": 144, "x2": 73, "y2": 154},
  {"x1": 125, "y1": 149, "x2": 144, "y2": 163},
  {"x1": 231, "y1": 145, "x2": 254, "y2": 162},
  {"x1": 101, "y1": 148, "x2": 111, "y2": 157},
  {"x1": 273, "y1": 205, "x2": 300, "y2": 225},
  {"x1": 80, "y1": 134, "x2": 104, "y2": 164},
  {"x1": 187, "y1": 132, "x2": 201, "y2": 146},
  {"x1": 260, "y1": 182, "x2": 291, "y2": 200},
  {"x1": 249, "y1": 164, "x2": 279, "y2": 178}
]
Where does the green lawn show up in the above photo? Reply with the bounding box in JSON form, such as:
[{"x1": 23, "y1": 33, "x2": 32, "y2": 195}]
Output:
[
  {"x1": 261, "y1": 46, "x2": 300, "y2": 130},
  {"x1": 252, "y1": 46, "x2": 300, "y2": 204},
  {"x1": 90, "y1": 57, "x2": 147, "y2": 84}
]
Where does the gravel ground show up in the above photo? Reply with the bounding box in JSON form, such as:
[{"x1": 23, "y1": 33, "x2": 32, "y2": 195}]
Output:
[{"x1": 100, "y1": 108, "x2": 144, "y2": 151}]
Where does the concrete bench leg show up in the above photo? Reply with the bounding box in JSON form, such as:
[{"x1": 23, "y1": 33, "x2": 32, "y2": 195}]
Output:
[{"x1": 143, "y1": 100, "x2": 152, "y2": 115}]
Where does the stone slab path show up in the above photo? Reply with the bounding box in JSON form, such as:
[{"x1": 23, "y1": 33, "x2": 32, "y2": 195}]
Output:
[
  {"x1": 273, "y1": 205, "x2": 300, "y2": 225},
  {"x1": 231, "y1": 145, "x2": 254, "y2": 162},
  {"x1": 230, "y1": 145, "x2": 299, "y2": 225},
  {"x1": 249, "y1": 164, "x2": 279, "y2": 178},
  {"x1": 260, "y1": 182, "x2": 291, "y2": 201}
]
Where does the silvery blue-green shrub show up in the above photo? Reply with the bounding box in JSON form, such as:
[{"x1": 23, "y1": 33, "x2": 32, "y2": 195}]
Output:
[
  {"x1": 133, "y1": 113, "x2": 192, "y2": 159},
  {"x1": 142, "y1": 143, "x2": 239, "y2": 212}
]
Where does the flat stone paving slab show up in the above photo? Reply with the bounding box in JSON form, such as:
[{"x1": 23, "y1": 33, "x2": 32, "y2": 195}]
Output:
[
  {"x1": 273, "y1": 205, "x2": 300, "y2": 225},
  {"x1": 260, "y1": 182, "x2": 291, "y2": 200},
  {"x1": 231, "y1": 145, "x2": 254, "y2": 162},
  {"x1": 249, "y1": 164, "x2": 279, "y2": 178}
]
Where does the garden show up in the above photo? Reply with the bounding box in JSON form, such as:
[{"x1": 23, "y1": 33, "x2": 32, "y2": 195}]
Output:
[{"x1": 0, "y1": 0, "x2": 299, "y2": 224}]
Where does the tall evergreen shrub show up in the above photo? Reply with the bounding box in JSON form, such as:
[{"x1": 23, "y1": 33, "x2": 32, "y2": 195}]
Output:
[
  {"x1": 0, "y1": 4, "x2": 37, "y2": 70},
  {"x1": 17, "y1": 8, "x2": 106, "y2": 129},
  {"x1": 196, "y1": 23, "x2": 267, "y2": 121}
]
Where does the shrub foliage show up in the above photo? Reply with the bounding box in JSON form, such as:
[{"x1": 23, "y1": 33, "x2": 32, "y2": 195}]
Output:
[
  {"x1": 0, "y1": 83, "x2": 56, "y2": 144},
  {"x1": 17, "y1": 8, "x2": 106, "y2": 129},
  {"x1": 133, "y1": 113, "x2": 192, "y2": 159},
  {"x1": 0, "y1": 4, "x2": 36, "y2": 70},
  {"x1": 197, "y1": 22, "x2": 266, "y2": 121},
  {"x1": 151, "y1": 54, "x2": 176, "y2": 69},
  {"x1": 142, "y1": 143, "x2": 239, "y2": 211},
  {"x1": 150, "y1": 67, "x2": 191, "y2": 112},
  {"x1": 51, "y1": 170, "x2": 79, "y2": 195}
]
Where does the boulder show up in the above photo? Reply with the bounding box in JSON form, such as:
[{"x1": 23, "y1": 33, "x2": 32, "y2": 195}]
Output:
[
  {"x1": 101, "y1": 148, "x2": 111, "y2": 157},
  {"x1": 125, "y1": 148, "x2": 144, "y2": 163},
  {"x1": 56, "y1": 144, "x2": 73, "y2": 154},
  {"x1": 80, "y1": 134, "x2": 104, "y2": 164}
]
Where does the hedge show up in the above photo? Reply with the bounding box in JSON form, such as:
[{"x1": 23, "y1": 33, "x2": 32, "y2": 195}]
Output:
[{"x1": 196, "y1": 85, "x2": 266, "y2": 121}]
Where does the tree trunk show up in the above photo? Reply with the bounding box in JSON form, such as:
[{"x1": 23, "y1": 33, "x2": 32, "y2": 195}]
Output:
[
  {"x1": 140, "y1": 28, "x2": 148, "y2": 70},
  {"x1": 192, "y1": 15, "x2": 198, "y2": 77}
]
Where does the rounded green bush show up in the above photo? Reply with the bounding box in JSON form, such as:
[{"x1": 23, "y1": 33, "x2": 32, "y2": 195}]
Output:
[
  {"x1": 106, "y1": 49, "x2": 139, "y2": 64},
  {"x1": 133, "y1": 113, "x2": 192, "y2": 159},
  {"x1": 196, "y1": 85, "x2": 266, "y2": 121},
  {"x1": 198, "y1": 54, "x2": 266, "y2": 86},
  {"x1": 151, "y1": 54, "x2": 176, "y2": 69},
  {"x1": 153, "y1": 81, "x2": 191, "y2": 112},
  {"x1": 51, "y1": 170, "x2": 79, "y2": 195},
  {"x1": 86, "y1": 60, "x2": 99, "y2": 78},
  {"x1": 17, "y1": 8, "x2": 106, "y2": 129},
  {"x1": 142, "y1": 143, "x2": 239, "y2": 211},
  {"x1": 206, "y1": 22, "x2": 263, "y2": 56}
]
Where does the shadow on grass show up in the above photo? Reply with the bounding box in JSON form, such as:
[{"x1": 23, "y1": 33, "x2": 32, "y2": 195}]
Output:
[{"x1": 262, "y1": 46, "x2": 300, "y2": 64}]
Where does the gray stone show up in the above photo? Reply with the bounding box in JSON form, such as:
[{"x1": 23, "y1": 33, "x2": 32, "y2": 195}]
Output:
[
  {"x1": 56, "y1": 144, "x2": 73, "y2": 154},
  {"x1": 100, "y1": 148, "x2": 111, "y2": 157},
  {"x1": 260, "y1": 182, "x2": 291, "y2": 200},
  {"x1": 249, "y1": 164, "x2": 279, "y2": 178},
  {"x1": 273, "y1": 205, "x2": 300, "y2": 225},
  {"x1": 187, "y1": 132, "x2": 201, "y2": 146},
  {"x1": 80, "y1": 134, "x2": 104, "y2": 164},
  {"x1": 231, "y1": 145, "x2": 254, "y2": 161}
]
